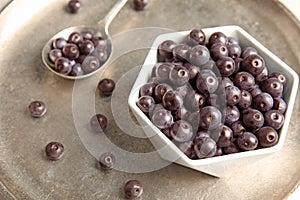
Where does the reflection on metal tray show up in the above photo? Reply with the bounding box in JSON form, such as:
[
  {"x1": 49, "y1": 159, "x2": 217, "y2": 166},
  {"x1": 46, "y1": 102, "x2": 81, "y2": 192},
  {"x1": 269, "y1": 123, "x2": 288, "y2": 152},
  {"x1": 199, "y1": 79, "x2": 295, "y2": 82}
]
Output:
[{"x1": 0, "y1": 0, "x2": 300, "y2": 199}]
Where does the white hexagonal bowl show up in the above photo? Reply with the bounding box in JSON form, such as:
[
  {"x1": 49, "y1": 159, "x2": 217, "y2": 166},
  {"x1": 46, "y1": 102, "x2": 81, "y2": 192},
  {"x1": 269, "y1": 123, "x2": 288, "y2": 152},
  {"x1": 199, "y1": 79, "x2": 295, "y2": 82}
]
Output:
[{"x1": 128, "y1": 25, "x2": 299, "y2": 177}]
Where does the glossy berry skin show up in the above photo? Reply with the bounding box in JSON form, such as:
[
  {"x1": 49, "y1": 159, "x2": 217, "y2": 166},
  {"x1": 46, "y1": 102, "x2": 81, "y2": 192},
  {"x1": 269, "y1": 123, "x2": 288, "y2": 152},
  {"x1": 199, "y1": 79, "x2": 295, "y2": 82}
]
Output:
[
  {"x1": 158, "y1": 40, "x2": 177, "y2": 60},
  {"x1": 67, "y1": 0, "x2": 82, "y2": 13},
  {"x1": 49, "y1": 49, "x2": 62, "y2": 63},
  {"x1": 210, "y1": 43, "x2": 228, "y2": 60},
  {"x1": 269, "y1": 72, "x2": 288, "y2": 87},
  {"x1": 223, "y1": 141, "x2": 240, "y2": 154},
  {"x1": 133, "y1": 0, "x2": 149, "y2": 11},
  {"x1": 153, "y1": 63, "x2": 173, "y2": 82},
  {"x1": 52, "y1": 38, "x2": 67, "y2": 49},
  {"x1": 195, "y1": 71, "x2": 219, "y2": 95},
  {"x1": 238, "y1": 90, "x2": 252, "y2": 109},
  {"x1": 28, "y1": 100, "x2": 47, "y2": 118},
  {"x1": 194, "y1": 137, "x2": 217, "y2": 158},
  {"x1": 137, "y1": 96, "x2": 155, "y2": 113},
  {"x1": 173, "y1": 44, "x2": 190, "y2": 61},
  {"x1": 124, "y1": 180, "x2": 143, "y2": 199},
  {"x1": 273, "y1": 97, "x2": 287, "y2": 114},
  {"x1": 214, "y1": 125, "x2": 234, "y2": 147},
  {"x1": 256, "y1": 126, "x2": 279, "y2": 147},
  {"x1": 162, "y1": 90, "x2": 183, "y2": 111},
  {"x1": 241, "y1": 54, "x2": 265, "y2": 76},
  {"x1": 199, "y1": 106, "x2": 222, "y2": 130},
  {"x1": 79, "y1": 40, "x2": 95, "y2": 55},
  {"x1": 242, "y1": 109, "x2": 264, "y2": 130},
  {"x1": 98, "y1": 78, "x2": 116, "y2": 96},
  {"x1": 172, "y1": 106, "x2": 190, "y2": 121},
  {"x1": 183, "y1": 63, "x2": 200, "y2": 80},
  {"x1": 208, "y1": 32, "x2": 228, "y2": 46},
  {"x1": 233, "y1": 71, "x2": 255, "y2": 91},
  {"x1": 184, "y1": 91, "x2": 206, "y2": 111},
  {"x1": 225, "y1": 85, "x2": 241, "y2": 106},
  {"x1": 255, "y1": 66, "x2": 268, "y2": 83},
  {"x1": 231, "y1": 121, "x2": 246, "y2": 137},
  {"x1": 177, "y1": 141, "x2": 196, "y2": 158},
  {"x1": 225, "y1": 105, "x2": 240, "y2": 125},
  {"x1": 148, "y1": 104, "x2": 164, "y2": 118},
  {"x1": 98, "y1": 152, "x2": 115, "y2": 170},
  {"x1": 81, "y1": 31, "x2": 93, "y2": 40},
  {"x1": 170, "y1": 120, "x2": 193, "y2": 142},
  {"x1": 90, "y1": 114, "x2": 108, "y2": 132},
  {"x1": 227, "y1": 37, "x2": 239, "y2": 45},
  {"x1": 248, "y1": 84, "x2": 262, "y2": 98},
  {"x1": 68, "y1": 32, "x2": 83, "y2": 44},
  {"x1": 227, "y1": 43, "x2": 241, "y2": 59},
  {"x1": 241, "y1": 46, "x2": 258, "y2": 58},
  {"x1": 253, "y1": 92, "x2": 274, "y2": 112},
  {"x1": 70, "y1": 63, "x2": 84, "y2": 76},
  {"x1": 139, "y1": 82, "x2": 157, "y2": 97},
  {"x1": 92, "y1": 46, "x2": 108, "y2": 63},
  {"x1": 81, "y1": 56, "x2": 100, "y2": 73},
  {"x1": 169, "y1": 65, "x2": 189, "y2": 86},
  {"x1": 45, "y1": 142, "x2": 64, "y2": 161},
  {"x1": 62, "y1": 43, "x2": 80, "y2": 60},
  {"x1": 264, "y1": 110, "x2": 284, "y2": 130},
  {"x1": 237, "y1": 132, "x2": 258, "y2": 151},
  {"x1": 55, "y1": 57, "x2": 72, "y2": 75},
  {"x1": 154, "y1": 83, "x2": 172, "y2": 102},
  {"x1": 188, "y1": 45, "x2": 210, "y2": 66},
  {"x1": 260, "y1": 78, "x2": 283, "y2": 98},
  {"x1": 186, "y1": 29, "x2": 206, "y2": 46},
  {"x1": 151, "y1": 108, "x2": 173, "y2": 129},
  {"x1": 215, "y1": 56, "x2": 236, "y2": 77}
]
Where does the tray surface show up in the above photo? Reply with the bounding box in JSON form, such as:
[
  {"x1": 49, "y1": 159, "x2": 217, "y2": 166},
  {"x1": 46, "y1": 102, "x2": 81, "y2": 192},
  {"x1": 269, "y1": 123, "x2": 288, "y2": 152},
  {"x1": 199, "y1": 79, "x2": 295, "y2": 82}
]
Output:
[{"x1": 0, "y1": 0, "x2": 300, "y2": 199}]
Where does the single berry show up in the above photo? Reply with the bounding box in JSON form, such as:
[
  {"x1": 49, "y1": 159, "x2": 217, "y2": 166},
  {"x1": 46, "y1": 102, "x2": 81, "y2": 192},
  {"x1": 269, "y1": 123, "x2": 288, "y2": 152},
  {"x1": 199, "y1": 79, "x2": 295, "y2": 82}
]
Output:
[
  {"x1": 170, "y1": 120, "x2": 193, "y2": 142},
  {"x1": 98, "y1": 78, "x2": 115, "y2": 96},
  {"x1": 264, "y1": 110, "x2": 284, "y2": 130},
  {"x1": 188, "y1": 45, "x2": 210, "y2": 66},
  {"x1": 225, "y1": 85, "x2": 241, "y2": 106},
  {"x1": 210, "y1": 43, "x2": 228, "y2": 60},
  {"x1": 233, "y1": 71, "x2": 255, "y2": 91},
  {"x1": 241, "y1": 54, "x2": 265, "y2": 76},
  {"x1": 90, "y1": 114, "x2": 108, "y2": 132},
  {"x1": 215, "y1": 56, "x2": 236, "y2": 77},
  {"x1": 199, "y1": 106, "x2": 222, "y2": 130},
  {"x1": 67, "y1": 0, "x2": 82, "y2": 13},
  {"x1": 162, "y1": 90, "x2": 183, "y2": 111},
  {"x1": 238, "y1": 90, "x2": 252, "y2": 109},
  {"x1": 169, "y1": 65, "x2": 189, "y2": 86},
  {"x1": 225, "y1": 105, "x2": 240, "y2": 125},
  {"x1": 28, "y1": 100, "x2": 47, "y2": 118},
  {"x1": 98, "y1": 152, "x2": 115, "y2": 170},
  {"x1": 137, "y1": 96, "x2": 155, "y2": 113},
  {"x1": 260, "y1": 77, "x2": 283, "y2": 98},
  {"x1": 242, "y1": 109, "x2": 264, "y2": 130},
  {"x1": 49, "y1": 49, "x2": 62, "y2": 63},
  {"x1": 256, "y1": 126, "x2": 279, "y2": 147},
  {"x1": 253, "y1": 92, "x2": 274, "y2": 112},
  {"x1": 237, "y1": 132, "x2": 258, "y2": 151},
  {"x1": 124, "y1": 180, "x2": 143, "y2": 199},
  {"x1": 194, "y1": 137, "x2": 217, "y2": 158},
  {"x1": 133, "y1": 0, "x2": 149, "y2": 11},
  {"x1": 151, "y1": 108, "x2": 173, "y2": 129},
  {"x1": 186, "y1": 29, "x2": 206, "y2": 46},
  {"x1": 45, "y1": 142, "x2": 64, "y2": 161},
  {"x1": 208, "y1": 32, "x2": 228, "y2": 46}
]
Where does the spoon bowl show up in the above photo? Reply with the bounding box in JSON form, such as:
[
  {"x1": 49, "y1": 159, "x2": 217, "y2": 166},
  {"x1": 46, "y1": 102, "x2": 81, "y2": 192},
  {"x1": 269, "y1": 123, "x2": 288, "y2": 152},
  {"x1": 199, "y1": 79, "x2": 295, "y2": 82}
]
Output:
[{"x1": 42, "y1": 0, "x2": 128, "y2": 80}]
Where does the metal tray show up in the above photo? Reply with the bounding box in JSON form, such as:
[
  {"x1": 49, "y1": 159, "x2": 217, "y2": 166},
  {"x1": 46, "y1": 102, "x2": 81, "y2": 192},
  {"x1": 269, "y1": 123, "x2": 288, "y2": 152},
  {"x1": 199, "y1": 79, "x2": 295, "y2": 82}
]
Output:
[{"x1": 0, "y1": 0, "x2": 300, "y2": 199}]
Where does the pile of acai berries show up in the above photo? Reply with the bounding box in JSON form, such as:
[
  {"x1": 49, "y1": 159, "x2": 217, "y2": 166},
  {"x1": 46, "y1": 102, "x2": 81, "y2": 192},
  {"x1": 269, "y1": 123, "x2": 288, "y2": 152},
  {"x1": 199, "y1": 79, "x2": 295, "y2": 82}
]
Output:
[{"x1": 137, "y1": 28, "x2": 288, "y2": 159}]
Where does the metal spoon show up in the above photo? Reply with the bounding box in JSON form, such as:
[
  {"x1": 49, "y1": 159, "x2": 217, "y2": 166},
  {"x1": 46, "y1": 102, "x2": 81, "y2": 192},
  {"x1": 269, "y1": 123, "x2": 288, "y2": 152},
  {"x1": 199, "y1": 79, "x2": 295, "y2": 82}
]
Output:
[{"x1": 42, "y1": 0, "x2": 128, "y2": 80}]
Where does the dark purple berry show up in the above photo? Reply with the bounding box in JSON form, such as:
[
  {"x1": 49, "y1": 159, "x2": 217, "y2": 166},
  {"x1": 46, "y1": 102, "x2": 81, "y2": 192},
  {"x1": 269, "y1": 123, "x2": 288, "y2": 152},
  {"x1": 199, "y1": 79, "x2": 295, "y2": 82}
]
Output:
[
  {"x1": 260, "y1": 78, "x2": 283, "y2": 98},
  {"x1": 45, "y1": 142, "x2": 64, "y2": 161},
  {"x1": 55, "y1": 57, "x2": 73, "y2": 75},
  {"x1": 241, "y1": 54, "x2": 265, "y2": 76},
  {"x1": 28, "y1": 100, "x2": 47, "y2": 118},
  {"x1": 98, "y1": 78, "x2": 116, "y2": 96},
  {"x1": 199, "y1": 106, "x2": 222, "y2": 130},
  {"x1": 186, "y1": 29, "x2": 206, "y2": 46},
  {"x1": 172, "y1": 106, "x2": 190, "y2": 121},
  {"x1": 242, "y1": 109, "x2": 264, "y2": 130},
  {"x1": 188, "y1": 45, "x2": 210, "y2": 66},
  {"x1": 124, "y1": 180, "x2": 143, "y2": 199},
  {"x1": 237, "y1": 132, "x2": 258, "y2": 151},
  {"x1": 195, "y1": 71, "x2": 219, "y2": 95},
  {"x1": 215, "y1": 56, "x2": 235, "y2": 77},
  {"x1": 151, "y1": 108, "x2": 173, "y2": 129},
  {"x1": 98, "y1": 152, "x2": 115, "y2": 170},
  {"x1": 225, "y1": 85, "x2": 241, "y2": 106},
  {"x1": 208, "y1": 32, "x2": 228, "y2": 46},
  {"x1": 169, "y1": 65, "x2": 189, "y2": 86},
  {"x1": 173, "y1": 44, "x2": 190, "y2": 61},
  {"x1": 273, "y1": 97, "x2": 287, "y2": 114},
  {"x1": 227, "y1": 43, "x2": 241, "y2": 59},
  {"x1": 81, "y1": 56, "x2": 100, "y2": 73},
  {"x1": 81, "y1": 31, "x2": 93, "y2": 40},
  {"x1": 158, "y1": 40, "x2": 177, "y2": 60},
  {"x1": 256, "y1": 126, "x2": 279, "y2": 147},
  {"x1": 194, "y1": 137, "x2": 217, "y2": 158},
  {"x1": 230, "y1": 121, "x2": 246, "y2": 137},
  {"x1": 92, "y1": 46, "x2": 108, "y2": 63},
  {"x1": 210, "y1": 43, "x2": 228, "y2": 60},
  {"x1": 269, "y1": 72, "x2": 288, "y2": 87},
  {"x1": 253, "y1": 92, "x2": 274, "y2": 112},
  {"x1": 241, "y1": 46, "x2": 258, "y2": 58},
  {"x1": 184, "y1": 90, "x2": 206, "y2": 111},
  {"x1": 177, "y1": 141, "x2": 196, "y2": 158},
  {"x1": 183, "y1": 63, "x2": 200, "y2": 80},
  {"x1": 214, "y1": 125, "x2": 234, "y2": 148},
  {"x1": 154, "y1": 83, "x2": 172, "y2": 102},
  {"x1": 255, "y1": 66, "x2": 268, "y2": 82},
  {"x1": 70, "y1": 63, "x2": 84, "y2": 76},
  {"x1": 162, "y1": 90, "x2": 183, "y2": 111},
  {"x1": 49, "y1": 49, "x2": 62, "y2": 63},
  {"x1": 90, "y1": 114, "x2": 108, "y2": 132},
  {"x1": 238, "y1": 90, "x2": 252, "y2": 109},
  {"x1": 248, "y1": 84, "x2": 262, "y2": 98},
  {"x1": 153, "y1": 63, "x2": 173, "y2": 82},
  {"x1": 170, "y1": 120, "x2": 193, "y2": 142},
  {"x1": 68, "y1": 32, "x2": 83, "y2": 44},
  {"x1": 79, "y1": 39, "x2": 95, "y2": 55},
  {"x1": 227, "y1": 37, "x2": 239, "y2": 45},
  {"x1": 139, "y1": 82, "x2": 157, "y2": 97},
  {"x1": 264, "y1": 110, "x2": 284, "y2": 130},
  {"x1": 137, "y1": 96, "x2": 155, "y2": 113},
  {"x1": 52, "y1": 38, "x2": 67, "y2": 49},
  {"x1": 67, "y1": 0, "x2": 82, "y2": 13},
  {"x1": 225, "y1": 105, "x2": 240, "y2": 124},
  {"x1": 234, "y1": 71, "x2": 255, "y2": 91},
  {"x1": 223, "y1": 142, "x2": 240, "y2": 154},
  {"x1": 133, "y1": 0, "x2": 149, "y2": 10},
  {"x1": 62, "y1": 43, "x2": 80, "y2": 60}
]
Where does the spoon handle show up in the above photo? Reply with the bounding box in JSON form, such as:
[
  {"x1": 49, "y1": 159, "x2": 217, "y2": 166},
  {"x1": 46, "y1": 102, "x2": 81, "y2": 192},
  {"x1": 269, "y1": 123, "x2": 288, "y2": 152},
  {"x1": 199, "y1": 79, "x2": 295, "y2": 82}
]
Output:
[{"x1": 99, "y1": 0, "x2": 129, "y2": 34}]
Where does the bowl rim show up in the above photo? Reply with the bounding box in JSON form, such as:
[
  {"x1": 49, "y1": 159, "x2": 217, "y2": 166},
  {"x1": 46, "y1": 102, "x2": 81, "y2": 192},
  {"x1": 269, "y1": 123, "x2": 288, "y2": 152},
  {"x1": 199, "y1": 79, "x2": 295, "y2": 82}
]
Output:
[{"x1": 128, "y1": 25, "x2": 299, "y2": 166}]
